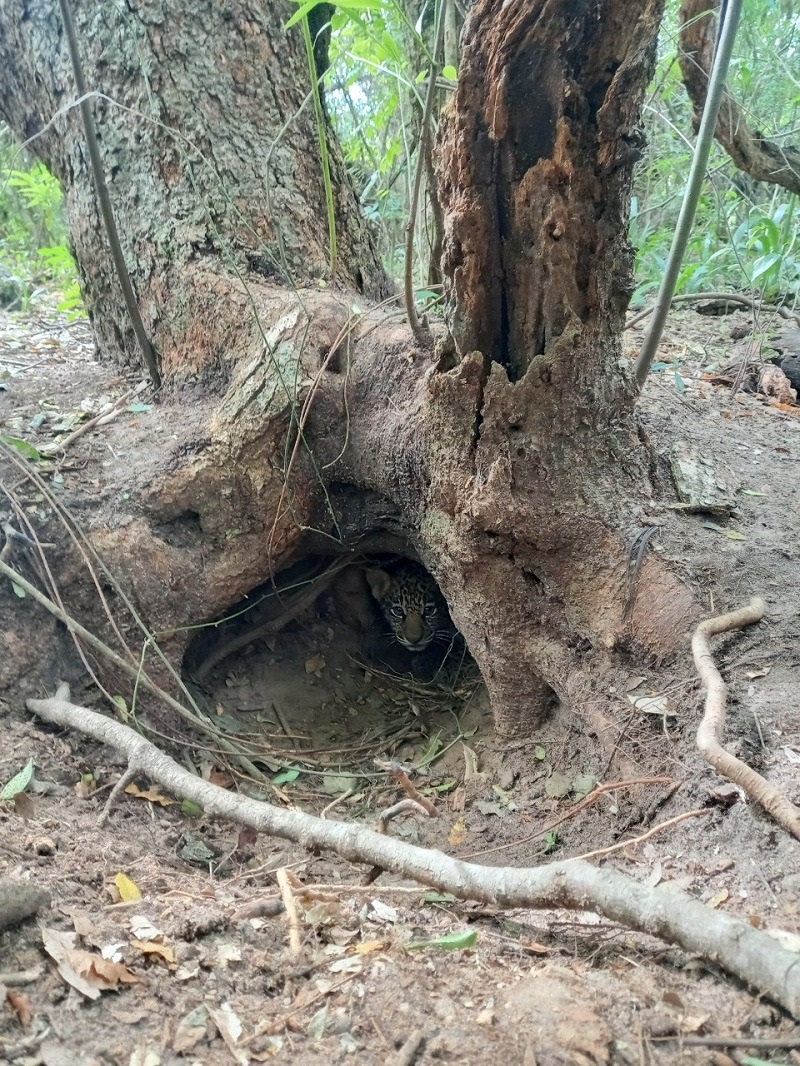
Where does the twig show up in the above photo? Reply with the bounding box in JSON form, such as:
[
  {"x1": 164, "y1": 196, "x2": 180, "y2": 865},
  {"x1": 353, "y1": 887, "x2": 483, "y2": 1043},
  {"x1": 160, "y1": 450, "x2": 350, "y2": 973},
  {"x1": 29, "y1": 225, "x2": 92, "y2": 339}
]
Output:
[
  {"x1": 377, "y1": 799, "x2": 433, "y2": 834},
  {"x1": 574, "y1": 809, "x2": 709, "y2": 861},
  {"x1": 0, "y1": 561, "x2": 268, "y2": 782},
  {"x1": 25, "y1": 687, "x2": 800, "y2": 1019},
  {"x1": 98, "y1": 766, "x2": 137, "y2": 828},
  {"x1": 692, "y1": 597, "x2": 800, "y2": 840},
  {"x1": 380, "y1": 762, "x2": 438, "y2": 817},
  {"x1": 57, "y1": 0, "x2": 160, "y2": 387},
  {"x1": 40, "y1": 384, "x2": 144, "y2": 456},
  {"x1": 403, "y1": 4, "x2": 445, "y2": 343},
  {"x1": 276, "y1": 868, "x2": 302, "y2": 954},
  {"x1": 392, "y1": 1030, "x2": 426, "y2": 1066},
  {"x1": 649, "y1": 1036, "x2": 800, "y2": 1049},
  {"x1": 462, "y1": 777, "x2": 672, "y2": 859},
  {"x1": 195, "y1": 561, "x2": 343, "y2": 679},
  {"x1": 634, "y1": 0, "x2": 744, "y2": 386}
]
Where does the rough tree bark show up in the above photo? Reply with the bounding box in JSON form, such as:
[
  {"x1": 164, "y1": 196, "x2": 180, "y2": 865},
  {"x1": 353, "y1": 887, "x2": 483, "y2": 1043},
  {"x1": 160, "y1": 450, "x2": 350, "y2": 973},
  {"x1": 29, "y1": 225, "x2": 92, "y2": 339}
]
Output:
[
  {"x1": 679, "y1": 0, "x2": 800, "y2": 195},
  {"x1": 0, "y1": 0, "x2": 697, "y2": 735}
]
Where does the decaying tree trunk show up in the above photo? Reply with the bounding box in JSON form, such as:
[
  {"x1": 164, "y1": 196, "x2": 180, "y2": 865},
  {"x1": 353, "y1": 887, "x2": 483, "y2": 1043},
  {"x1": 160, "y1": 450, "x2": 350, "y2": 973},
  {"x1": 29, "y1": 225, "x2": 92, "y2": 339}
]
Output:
[
  {"x1": 679, "y1": 0, "x2": 800, "y2": 195},
  {"x1": 0, "y1": 0, "x2": 697, "y2": 735}
]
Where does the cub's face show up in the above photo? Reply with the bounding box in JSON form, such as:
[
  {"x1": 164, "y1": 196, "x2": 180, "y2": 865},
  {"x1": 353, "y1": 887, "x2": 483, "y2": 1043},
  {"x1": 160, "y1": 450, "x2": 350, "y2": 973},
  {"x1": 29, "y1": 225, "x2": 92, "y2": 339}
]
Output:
[{"x1": 366, "y1": 566, "x2": 441, "y2": 651}]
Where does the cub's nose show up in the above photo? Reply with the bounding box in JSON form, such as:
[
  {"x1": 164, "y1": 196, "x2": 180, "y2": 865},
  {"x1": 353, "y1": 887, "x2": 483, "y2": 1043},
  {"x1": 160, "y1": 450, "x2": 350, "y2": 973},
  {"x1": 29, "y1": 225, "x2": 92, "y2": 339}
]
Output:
[{"x1": 403, "y1": 612, "x2": 425, "y2": 645}]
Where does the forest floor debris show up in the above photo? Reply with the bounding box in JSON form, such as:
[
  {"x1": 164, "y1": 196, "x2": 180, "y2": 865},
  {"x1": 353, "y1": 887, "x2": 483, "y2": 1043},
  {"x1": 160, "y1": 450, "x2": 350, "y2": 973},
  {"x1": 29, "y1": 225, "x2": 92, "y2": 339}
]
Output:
[{"x1": 2, "y1": 298, "x2": 800, "y2": 1064}]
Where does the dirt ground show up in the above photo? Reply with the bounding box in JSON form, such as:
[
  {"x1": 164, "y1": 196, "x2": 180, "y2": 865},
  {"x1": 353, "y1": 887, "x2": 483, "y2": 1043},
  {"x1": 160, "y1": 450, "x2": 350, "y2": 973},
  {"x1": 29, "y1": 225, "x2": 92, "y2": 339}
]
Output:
[{"x1": 1, "y1": 296, "x2": 800, "y2": 1065}]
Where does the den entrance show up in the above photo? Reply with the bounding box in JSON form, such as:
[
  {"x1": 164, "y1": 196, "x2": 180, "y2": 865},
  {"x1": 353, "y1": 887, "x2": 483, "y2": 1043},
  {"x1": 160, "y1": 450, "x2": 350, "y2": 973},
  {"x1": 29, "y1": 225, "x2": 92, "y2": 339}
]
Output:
[{"x1": 183, "y1": 556, "x2": 484, "y2": 785}]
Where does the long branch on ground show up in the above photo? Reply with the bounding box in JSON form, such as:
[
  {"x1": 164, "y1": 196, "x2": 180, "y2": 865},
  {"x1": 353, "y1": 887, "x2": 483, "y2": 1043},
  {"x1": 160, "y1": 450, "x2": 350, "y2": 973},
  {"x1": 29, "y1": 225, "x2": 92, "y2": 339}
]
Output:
[{"x1": 25, "y1": 682, "x2": 800, "y2": 1019}]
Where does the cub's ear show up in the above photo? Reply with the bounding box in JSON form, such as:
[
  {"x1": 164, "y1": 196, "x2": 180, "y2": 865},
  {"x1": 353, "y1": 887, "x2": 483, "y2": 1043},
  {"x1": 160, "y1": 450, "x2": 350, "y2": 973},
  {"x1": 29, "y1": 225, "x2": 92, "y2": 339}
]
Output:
[{"x1": 365, "y1": 568, "x2": 391, "y2": 600}]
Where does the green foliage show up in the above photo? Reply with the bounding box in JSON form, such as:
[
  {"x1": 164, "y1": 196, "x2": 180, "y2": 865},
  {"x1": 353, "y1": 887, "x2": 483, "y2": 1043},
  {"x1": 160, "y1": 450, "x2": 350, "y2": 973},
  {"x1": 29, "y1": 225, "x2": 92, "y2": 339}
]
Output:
[
  {"x1": 0, "y1": 124, "x2": 81, "y2": 309},
  {"x1": 3, "y1": 0, "x2": 799, "y2": 313},
  {"x1": 632, "y1": 0, "x2": 800, "y2": 303},
  {"x1": 288, "y1": 0, "x2": 435, "y2": 283}
]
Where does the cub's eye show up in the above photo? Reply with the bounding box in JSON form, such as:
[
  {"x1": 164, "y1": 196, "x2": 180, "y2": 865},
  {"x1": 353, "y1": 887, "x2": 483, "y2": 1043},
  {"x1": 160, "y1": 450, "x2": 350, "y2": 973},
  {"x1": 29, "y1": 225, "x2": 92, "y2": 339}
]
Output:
[
  {"x1": 389, "y1": 605, "x2": 405, "y2": 619},
  {"x1": 423, "y1": 605, "x2": 438, "y2": 620}
]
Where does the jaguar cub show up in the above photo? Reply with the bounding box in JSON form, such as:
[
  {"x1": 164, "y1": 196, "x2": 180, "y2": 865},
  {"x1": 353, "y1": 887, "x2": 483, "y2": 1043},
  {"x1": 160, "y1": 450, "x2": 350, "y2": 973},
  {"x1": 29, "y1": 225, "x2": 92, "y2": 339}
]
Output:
[{"x1": 365, "y1": 563, "x2": 448, "y2": 652}]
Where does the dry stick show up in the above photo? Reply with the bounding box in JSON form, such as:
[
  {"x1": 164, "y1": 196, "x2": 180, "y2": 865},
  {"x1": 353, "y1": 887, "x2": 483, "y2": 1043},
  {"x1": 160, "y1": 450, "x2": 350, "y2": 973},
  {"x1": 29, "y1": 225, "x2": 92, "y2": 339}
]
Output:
[
  {"x1": 403, "y1": 4, "x2": 445, "y2": 343},
  {"x1": 194, "y1": 561, "x2": 343, "y2": 680},
  {"x1": 39, "y1": 384, "x2": 145, "y2": 456},
  {"x1": 57, "y1": 0, "x2": 160, "y2": 388},
  {"x1": 633, "y1": 0, "x2": 744, "y2": 386},
  {"x1": 692, "y1": 597, "x2": 800, "y2": 840},
  {"x1": 276, "y1": 868, "x2": 302, "y2": 955},
  {"x1": 574, "y1": 809, "x2": 709, "y2": 862},
  {"x1": 461, "y1": 777, "x2": 672, "y2": 859},
  {"x1": 625, "y1": 292, "x2": 799, "y2": 331},
  {"x1": 0, "y1": 561, "x2": 267, "y2": 783},
  {"x1": 25, "y1": 686, "x2": 800, "y2": 1019}
]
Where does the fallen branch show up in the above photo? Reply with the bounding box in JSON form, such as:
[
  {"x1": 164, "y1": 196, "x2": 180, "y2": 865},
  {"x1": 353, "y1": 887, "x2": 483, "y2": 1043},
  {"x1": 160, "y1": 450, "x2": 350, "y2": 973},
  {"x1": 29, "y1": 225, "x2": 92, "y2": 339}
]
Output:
[
  {"x1": 692, "y1": 597, "x2": 800, "y2": 840},
  {"x1": 26, "y1": 685, "x2": 800, "y2": 1018},
  {"x1": 626, "y1": 292, "x2": 800, "y2": 332}
]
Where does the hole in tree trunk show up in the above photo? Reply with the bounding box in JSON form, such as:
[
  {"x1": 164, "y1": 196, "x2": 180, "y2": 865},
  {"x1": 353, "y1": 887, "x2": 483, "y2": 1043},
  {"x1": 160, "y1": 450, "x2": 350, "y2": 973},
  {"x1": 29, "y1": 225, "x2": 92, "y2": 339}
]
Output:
[{"x1": 182, "y1": 554, "x2": 480, "y2": 759}]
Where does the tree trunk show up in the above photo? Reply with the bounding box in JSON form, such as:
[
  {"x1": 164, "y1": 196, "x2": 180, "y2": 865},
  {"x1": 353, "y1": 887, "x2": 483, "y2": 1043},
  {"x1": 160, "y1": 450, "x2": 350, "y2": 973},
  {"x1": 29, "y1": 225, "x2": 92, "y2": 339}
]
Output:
[
  {"x1": 678, "y1": 0, "x2": 800, "y2": 196},
  {"x1": 0, "y1": 0, "x2": 697, "y2": 736}
]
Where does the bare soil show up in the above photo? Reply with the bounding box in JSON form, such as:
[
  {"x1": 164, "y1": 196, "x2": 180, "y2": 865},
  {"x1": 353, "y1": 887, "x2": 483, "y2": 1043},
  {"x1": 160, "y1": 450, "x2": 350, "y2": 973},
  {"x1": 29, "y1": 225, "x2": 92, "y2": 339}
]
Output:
[{"x1": 1, "y1": 298, "x2": 800, "y2": 1064}]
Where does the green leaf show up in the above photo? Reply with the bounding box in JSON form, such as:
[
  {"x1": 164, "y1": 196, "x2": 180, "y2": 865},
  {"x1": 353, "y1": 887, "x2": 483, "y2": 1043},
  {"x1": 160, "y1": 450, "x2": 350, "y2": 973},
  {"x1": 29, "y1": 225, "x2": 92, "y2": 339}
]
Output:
[
  {"x1": 284, "y1": 1, "x2": 323, "y2": 29},
  {"x1": 724, "y1": 529, "x2": 746, "y2": 540},
  {"x1": 441, "y1": 64, "x2": 458, "y2": 81},
  {"x1": 543, "y1": 829, "x2": 559, "y2": 853},
  {"x1": 111, "y1": 695, "x2": 129, "y2": 721},
  {"x1": 751, "y1": 251, "x2": 781, "y2": 281},
  {"x1": 127, "y1": 403, "x2": 153, "y2": 414},
  {"x1": 740, "y1": 489, "x2": 767, "y2": 496},
  {"x1": 0, "y1": 435, "x2": 42, "y2": 461},
  {"x1": 0, "y1": 758, "x2": 35, "y2": 801},
  {"x1": 533, "y1": 745, "x2": 547, "y2": 761},
  {"x1": 181, "y1": 799, "x2": 203, "y2": 817},
  {"x1": 11, "y1": 582, "x2": 26, "y2": 598},
  {"x1": 419, "y1": 892, "x2": 458, "y2": 905},
  {"x1": 407, "y1": 929, "x2": 478, "y2": 951},
  {"x1": 673, "y1": 370, "x2": 686, "y2": 393},
  {"x1": 273, "y1": 768, "x2": 301, "y2": 785},
  {"x1": 285, "y1": 0, "x2": 380, "y2": 29}
]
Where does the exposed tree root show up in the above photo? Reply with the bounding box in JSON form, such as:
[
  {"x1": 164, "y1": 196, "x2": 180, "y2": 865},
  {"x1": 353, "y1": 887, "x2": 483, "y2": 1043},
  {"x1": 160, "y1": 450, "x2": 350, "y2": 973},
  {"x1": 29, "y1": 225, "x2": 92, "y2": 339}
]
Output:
[
  {"x1": 692, "y1": 597, "x2": 800, "y2": 840},
  {"x1": 26, "y1": 685, "x2": 800, "y2": 1018}
]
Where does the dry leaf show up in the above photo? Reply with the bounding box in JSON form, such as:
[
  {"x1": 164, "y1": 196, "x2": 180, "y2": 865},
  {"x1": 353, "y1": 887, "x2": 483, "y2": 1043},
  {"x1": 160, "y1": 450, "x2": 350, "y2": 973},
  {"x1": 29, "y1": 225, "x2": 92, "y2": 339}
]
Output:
[
  {"x1": 73, "y1": 952, "x2": 141, "y2": 987},
  {"x1": 41, "y1": 928, "x2": 140, "y2": 999},
  {"x1": 354, "y1": 940, "x2": 386, "y2": 954},
  {"x1": 130, "y1": 939, "x2": 175, "y2": 965},
  {"x1": 209, "y1": 769, "x2": 235, "y2": 789},
  {"x1": 682, "y1": 1013, "x2": 710, "y2": 1033},
  {"x1": 124, "y1": 783, "x2": 173, "y2": 807},
  {"x1": 173, "y1": 1005, "x2": 209, "y2": 1054},
  {"x1": 707, "y1": 889, "x2": 729, "y2": 909},
  {"x1": 304, "y1": 652, "x2": 326, "y2": 677},
  {"x1": 114, "y1": 873, "x2": 142, "y2": 902},
  {"x1": 6, "y1": 987, "x2": 32, "y2": 1027},
  {"x1": 129, "y1": 915, "x2": 161, "y2": 940},
  {"x1": 448, "y1": 818, "x2": 466, "y2": 846},
  {"x1": 13, "y1": 793, "x2": 36, "y2": 819},
  {"x1": 208, "y1": 1004, "x2": 247, "y2": 1066}
]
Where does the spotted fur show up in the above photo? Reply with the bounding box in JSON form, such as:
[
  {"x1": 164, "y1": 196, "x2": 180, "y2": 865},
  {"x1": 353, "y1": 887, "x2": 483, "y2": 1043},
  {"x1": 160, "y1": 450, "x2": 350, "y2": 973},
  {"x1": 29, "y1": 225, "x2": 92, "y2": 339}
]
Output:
[{"x1": 365, "y1": 563, "x2": 445, "y2": 652}]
